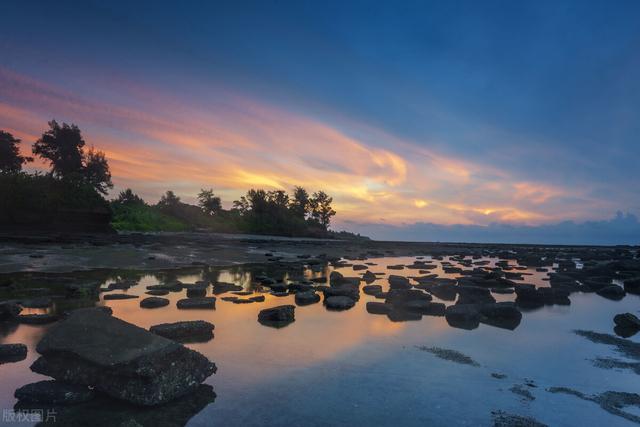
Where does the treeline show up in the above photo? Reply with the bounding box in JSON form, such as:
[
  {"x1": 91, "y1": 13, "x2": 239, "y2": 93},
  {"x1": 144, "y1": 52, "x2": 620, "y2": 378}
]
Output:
[{"x1": 1, "y1": 121, "x2": 346, "y2": 237}]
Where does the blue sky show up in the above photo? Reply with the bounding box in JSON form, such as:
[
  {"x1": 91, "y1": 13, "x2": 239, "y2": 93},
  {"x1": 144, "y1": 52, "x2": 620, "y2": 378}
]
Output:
[{"x1": 1, "y1": 0, "x2": 639, "y2": 243}]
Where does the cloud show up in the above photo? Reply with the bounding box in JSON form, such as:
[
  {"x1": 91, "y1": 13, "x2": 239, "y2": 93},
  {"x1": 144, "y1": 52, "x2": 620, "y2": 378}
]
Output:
[{"x1": 343, "y1": 212, "x2": 640, "y2": 245}]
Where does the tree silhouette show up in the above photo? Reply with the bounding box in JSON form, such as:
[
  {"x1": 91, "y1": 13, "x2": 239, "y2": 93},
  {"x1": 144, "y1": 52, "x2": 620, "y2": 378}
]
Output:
[
  {"x1": 198, "y1": 188, "x2": 222, "y2": 215},
  {"x1": 84, "y1": 147, "x2": 113, "y2": 194},
  {"x1": 33, "y1": 120, "x2": 85, "y2": 178},
  {"x1": 290, "y1": 186, "x2": 309, "y2": 219},
  {"x1": 0, "y1": 130, "x2": 32, "y2": 173},
  {"x1": 113, "y1": 188, "x2": 145, "y2": 206},
  {"x1": 309, "y1": 190, "x2": 336, "y2": 229},
  {"x1": 158, "y1": 190, "x2": 180, "y2": 207}
]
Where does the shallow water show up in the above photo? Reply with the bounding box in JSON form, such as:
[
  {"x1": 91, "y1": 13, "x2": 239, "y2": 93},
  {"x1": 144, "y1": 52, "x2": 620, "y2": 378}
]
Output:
[{"x1": 1, "y1": 256, "x2": 639, "y2": 426}]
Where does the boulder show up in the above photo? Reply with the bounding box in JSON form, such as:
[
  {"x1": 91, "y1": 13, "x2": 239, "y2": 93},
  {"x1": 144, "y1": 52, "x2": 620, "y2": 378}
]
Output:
[
  {"x1": 613, "y1": 313, "x2": 640, "y2": 331},
  {"x1": 366, "y1": 302, "x2": 393, "y2": 315},
  {"x1": 324, "y1": 296, "x2": 356, "y2": 310},
  {"x1": 0, "y1": 343, "x2": 27, "y2": 363},
  {"x1": 140, "y1": 297, "x2": 170, "y2": 309},
  {"x1": 0, "y1": 301, "x2": 21, "y2": 320},
  {"x1": 15, "y1": 380, "x2": 95, "y2": 405},
  {"x1": 445, "y1": 304, "x2": 480, "y2": 330},
  {"x1": 362, "y1": 271, "x2": 377, "y2": 283},
  {"x1": 362, "y1": 285, "x2": 382, "y2": 295},
  {"x1": 623, "y1": 278, "x2": 640, "y2": 295},
  {"x1": 177, "y1": 297, "x2": 216, "y2": 309},
  {"x1": 404, "y1": 300, "x2": 446, "y2": 316},
  {"x1": 150, "y1": 321, "x2": 215, "y2": 342},
  {"x1": 258, "y1": 305, "x2": 295, "y2": 327},
  {"x1": 249, "y1": 295, "x2": 266, "y2": 302},
  {"x1": 30, "y1": 310, "x2": 216, "y2": 406},
  {"x1": 145, "y1": 290, "x2": 169, "y2": 296},
  {"x1": 322, "y1": 283, "x2": 360, "y2": 300},
  {"x1": 479, "y1": 302, "x2": 522, "y2": 330},
  {"x1": 596, "y1": 285, "x2": 626, "y2": 300},
  {"x1": 456, "y1": 286, "x2": 495, "y2": 305},
  {"x1": 388, "y1": 275, "x2": 411, "y2": 290},
  {"x1": 17, "y1": 313, "x2": 59, "y2": 325},
  {"x1": 186, "y1": 287, "x2": 207, "y2": 298},
  {"x1": 211, "y1": 282, "x2": 243, "y2": 294},
  {"x1": 387, "y1": 309, "x2": 422, "y2": 322},
  {"x1": 295, "y1": 291, "x2": 320, "y2": 306}
]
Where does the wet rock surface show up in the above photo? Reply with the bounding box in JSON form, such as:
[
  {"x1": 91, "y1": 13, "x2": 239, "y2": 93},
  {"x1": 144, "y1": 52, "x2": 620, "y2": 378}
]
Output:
[
  {"x1": 15, "y1": 380, "x2": 95, "y2": 405},
  {"x1": 258, "y1": 305, "x2": 295, "y2": 327},
  {"x1": 150, "y1": 320, "x2": 215, "y2": 342},
  {"x1": 30, "y1": 309, "x2": 216, "y2": 406},
  {"x1": 0, "y1": 343, "x2": 27, "y2": 363}
]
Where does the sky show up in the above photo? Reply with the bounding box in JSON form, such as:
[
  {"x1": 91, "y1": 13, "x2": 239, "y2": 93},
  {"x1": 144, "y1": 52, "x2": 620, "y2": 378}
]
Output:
[{"x1": 1, "y1": 0, "x2": 640, "y2": 244}]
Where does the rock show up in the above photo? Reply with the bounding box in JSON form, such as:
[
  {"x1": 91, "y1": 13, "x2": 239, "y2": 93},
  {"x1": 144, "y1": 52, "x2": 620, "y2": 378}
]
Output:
[
  {"x1": 0, "y1": 343, "x2": 27, "y2": 363},
  {"x1": 186, "y1": 287, "x2": 207, "y2": 298},
  {"x1": 295, "y1": 291, "x2": 320, "y2": 306},
  {"x1": 456, "y1": 286, "x2": 496, "y2": 305},
  {"x1": 366, "y1": 302, "x2": 393, "y2": 315},
  {"x1": 427, "y1": 283, "x2": 457, "y2": 301},
  {"x1": 324, "y1": 296, "x2": 356, "y2": 310},
  {"x1": 363, "y1": 285, "x2": 383, "y2": 295},
  {"x1": 387, "y1": 309, "x2": 422, "y2": 322},
  {"x1": 322, "y1": 283, "x2": 360, "y2": 300},
  {"x1": 145, "y1": 290, "x2": 169, "y2": 296},
  {"x1": 17, "y1": 313, "x2": 59, "y2": 325},
  {"x1": 404, "y1": 300, "x2": 446, "y2": 316},
  {"x1": 30, "y1": 309, "x2": 216, "y2": 406},
  {"x1": 479, "y1": 302, "x2": 522, "y2": 330},
  {"x1": 177, "y1": 297, "x2": 216, "y2": 309},
  {"x1": 258, "y1": 305, "x2": 295, "y2": 326},
  {"x1": 362, "y1": 271, "x2": 377, "y2": 283},
  {"x1": 329, "y1": 271, "x2": 344, "y2": 285},
  {"x1": 103, "y1": 294, "x2": 139, "y2": 300},
  {"x1": 624, "y1": 278, "x2": 640, "y2": 295},
  {"x1": 249, "y1": 295, "x2": 266, "y2": 302},
  {"x1": 385, "y1": 289, "x2": 432, "y2": 307},
  {"x1": 232, "y1": 298, "x2": 254, "y2": 304},
  {"x1": 211, "y1": 282, "x2": 243, "y2": 294},
  {"x1": 352, "y1": 264, "x2": 368, "y2": 271},
  {"x1": 15, "y1": 380, "x2": 94, "y2": 405},
  {"x1": 140, "y1": 297, "x2": 170, "y2": 309},
  {"x1": 388, "y1": 275, "x2": 411, "y2": 289},
  {"x1": 613, "y1": 313, "x2": 640, "y2": 331},
  {"x1": 150, "y1": 321, "x2": 214, "y2": 342},
  {"x1": 0, "y1": 301, "x2": 22, "y2": 320},
  {"x1": 445, "y1": 304, "x2": 480, "y2": 330},
  {"x1": 596, "y1": 285, "x2": 626, "y2": 300}
]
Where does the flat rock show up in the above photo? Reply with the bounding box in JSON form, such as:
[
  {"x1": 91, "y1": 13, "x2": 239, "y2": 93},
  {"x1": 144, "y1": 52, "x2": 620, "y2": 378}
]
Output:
[
  {"x1": 295, "y1": 291, "x2": 320, "y2": 306},
  {"x1": 31, "y1": 309, "x2": 216, "y2": 406},
  {"x1": 150, "y1": 321, "x2": 214, "y2": 342},
  {"x1": 614, "y1": 313, "x2": 640, "y2": 330},
  {"x1": 140, "y1": 297, "x2": 170, "y2": 309},
  {"x1": 0, "y1": 301, "x2": 22, "y2": 320},
  {"x1": 366, "y1": 302, "x2": 393, "y2": 315},
  {"x1": 177, "y1": 297, "x2": 216, "y2": 309},
  {"x1": 324, "y1": 296, "x2": 356, "y2": 310},
  {"x1": 258, "y1": 305, "x2": 295, "y2": 327},
  {"x1": 17, "y1": 313, "x2": 59, "y2": 325},
  {"x1": 15, "y1": 380, "x2": 94, "y2": 405},
  {"x1": 103, "y1": 294, "x2": 139, "y2": 300},
  {"x1": 0, "y1": 343, "x2": 27, "y2": 363}
]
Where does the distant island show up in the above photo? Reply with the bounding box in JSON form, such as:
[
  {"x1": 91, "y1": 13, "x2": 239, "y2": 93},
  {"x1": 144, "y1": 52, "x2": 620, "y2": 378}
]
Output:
[{"x1": 0, "y1": 121, "x2": 364, "y2": 239}]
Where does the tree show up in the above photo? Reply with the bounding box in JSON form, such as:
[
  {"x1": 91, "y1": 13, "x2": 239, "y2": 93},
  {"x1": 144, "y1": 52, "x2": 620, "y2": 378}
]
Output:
[
  {"x1": 267, "y1": 190, "x2": 289, "y2": 208},
  {"x1": 309, "y1": 191, "x2": 336, "y2": 229},
  {"x1": 0, "y1": 130, "x2": 32, "y2": 173},
  {"x1": 32, "y1": 120, "x2": 85, "y2": 178},
  {"x1": 113, "y1": 188, "x2": 145, "y2": 206},
  {"x1": 84, "y1": 148, "x2": 113, "y2": 194},
  {"x1": 290, "y1": 186, "x2": 309, "y2": 219},
  {"x1": 232, "y1": 195, "x2": 250, "y2": 215},
  {"x1": 157, "y1": 190, "x2": 180, "y2": 207},
  {"x1": 198, "y1": 188, "x2": 222, "y2": 216}
]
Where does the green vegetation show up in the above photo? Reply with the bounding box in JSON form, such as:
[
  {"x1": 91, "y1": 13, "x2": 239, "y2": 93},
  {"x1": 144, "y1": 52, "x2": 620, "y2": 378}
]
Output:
[{"x1": 1, "y1": 121, "x2": 359, "y2": 238}]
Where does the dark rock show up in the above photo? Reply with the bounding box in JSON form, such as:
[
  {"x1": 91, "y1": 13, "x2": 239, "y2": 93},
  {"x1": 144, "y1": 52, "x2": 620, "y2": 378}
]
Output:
[
  {"x1": 140, "y1": 297, "x2": 170, "y2": 309},
  {"x1": 596, "y1": 285, "x2": 626, "y2": 300},
  {"x1": 388, "y1": 275, "x2": 411, "y2": 289},
  {"x1": 150, "y1": 321, "x2": 214, "y2": 342},
  {"x1": 17, "y1": 313, "x2": 59, "y2": 325},
  {"x1": 363, "y1": 285, "x2": 382, "y2": 295},
  {"x1": 258, "y1": 305, "x2": 295, "y2": 326},
  {"x1": 404, "y1": 300, "x2": 445, "y2": 316},
  {"x1": 295, "y1": 291, "x2": 320, "y2": 306},
  {"x1": 0, "y1": 343, "x2": 27, "y2": 363},
  {"x1": 479, "y1": 302, "x2": 522, "y2": 330},
  {"x1": 445, "y1": 304, "x2": 480, "y2": 330},
  {"x1": 387, "y1": 309, "x2": 422, "y2": 322},
  {"x1": 15, "y1": 380, "x2": 94, "y2": 405},
  {"x1": 211, "y1": 282, "x2": 243, "y2": 294},
  {"x1": 232, "y1": 298, "x2": 254, "y2": 304},
  {"x1": 30, "y1": 309, "x2": 216, "y2": 406},
  {"x1": 624, "y1": 278, "x2": 640, "y2": 295},
  {"x1": 322, "y1": 283, "x2": 360, "y2": 300},
  {"x1": 186, "y1": 287, "x2": 207, "y2": 298},
  {"x1": 456, "y1": 286, "x2": 496, "y2": 305},
  {"x1": 362, "y1": 270, "x2": 377, "y2": 283},
  {"x1": 177, "y1": 297, "x2": 216, "y2": 309},
  {"x1": 352, "y1": 264, "x2": 368, "y2": 271},
  {"x1": 145, "y1": 289, "x2": 169, "y2": 296},
  {"x1": 324, "y1": 296, "x2": 356, "y2": 310},
  {"x1": 0, "y1": 301, "x2": 22, "y2": 320},
  {"x1": 386, "y1": 289, "x2": 432, "y2": 307},
  {"x1": 103, "y1": 294, "x2": 139, "y2": 300},
  {"x1": 366, "y1": 302, "x2": 393, "y2": 315},
  {"x1": 249, "y1": 295, "x2": 266, "y2": 302},
  {"x1": 614, "y1": 313, "x2": 640, "y2": 331}
]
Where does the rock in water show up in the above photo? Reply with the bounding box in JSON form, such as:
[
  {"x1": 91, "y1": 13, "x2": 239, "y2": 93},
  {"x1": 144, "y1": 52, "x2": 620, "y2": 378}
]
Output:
[
  {"x1": 0, "y1": 301, "x2": 22, "y2": 320},
  {"x1": 15, "y1": 380, "x2": 95, "y2": 405},
  {"x1": 30, "y1": 309, "x2": 216, "y2": 406},
  {"x1": 258, "y1": 305, "x2": 295, "y2": 327},
  {"x1": 150, "y1": 320, "x2": 214, "y2": 342},
  {"x1": 0, "y1": 343, "x2": 27, "y2": 363}
]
